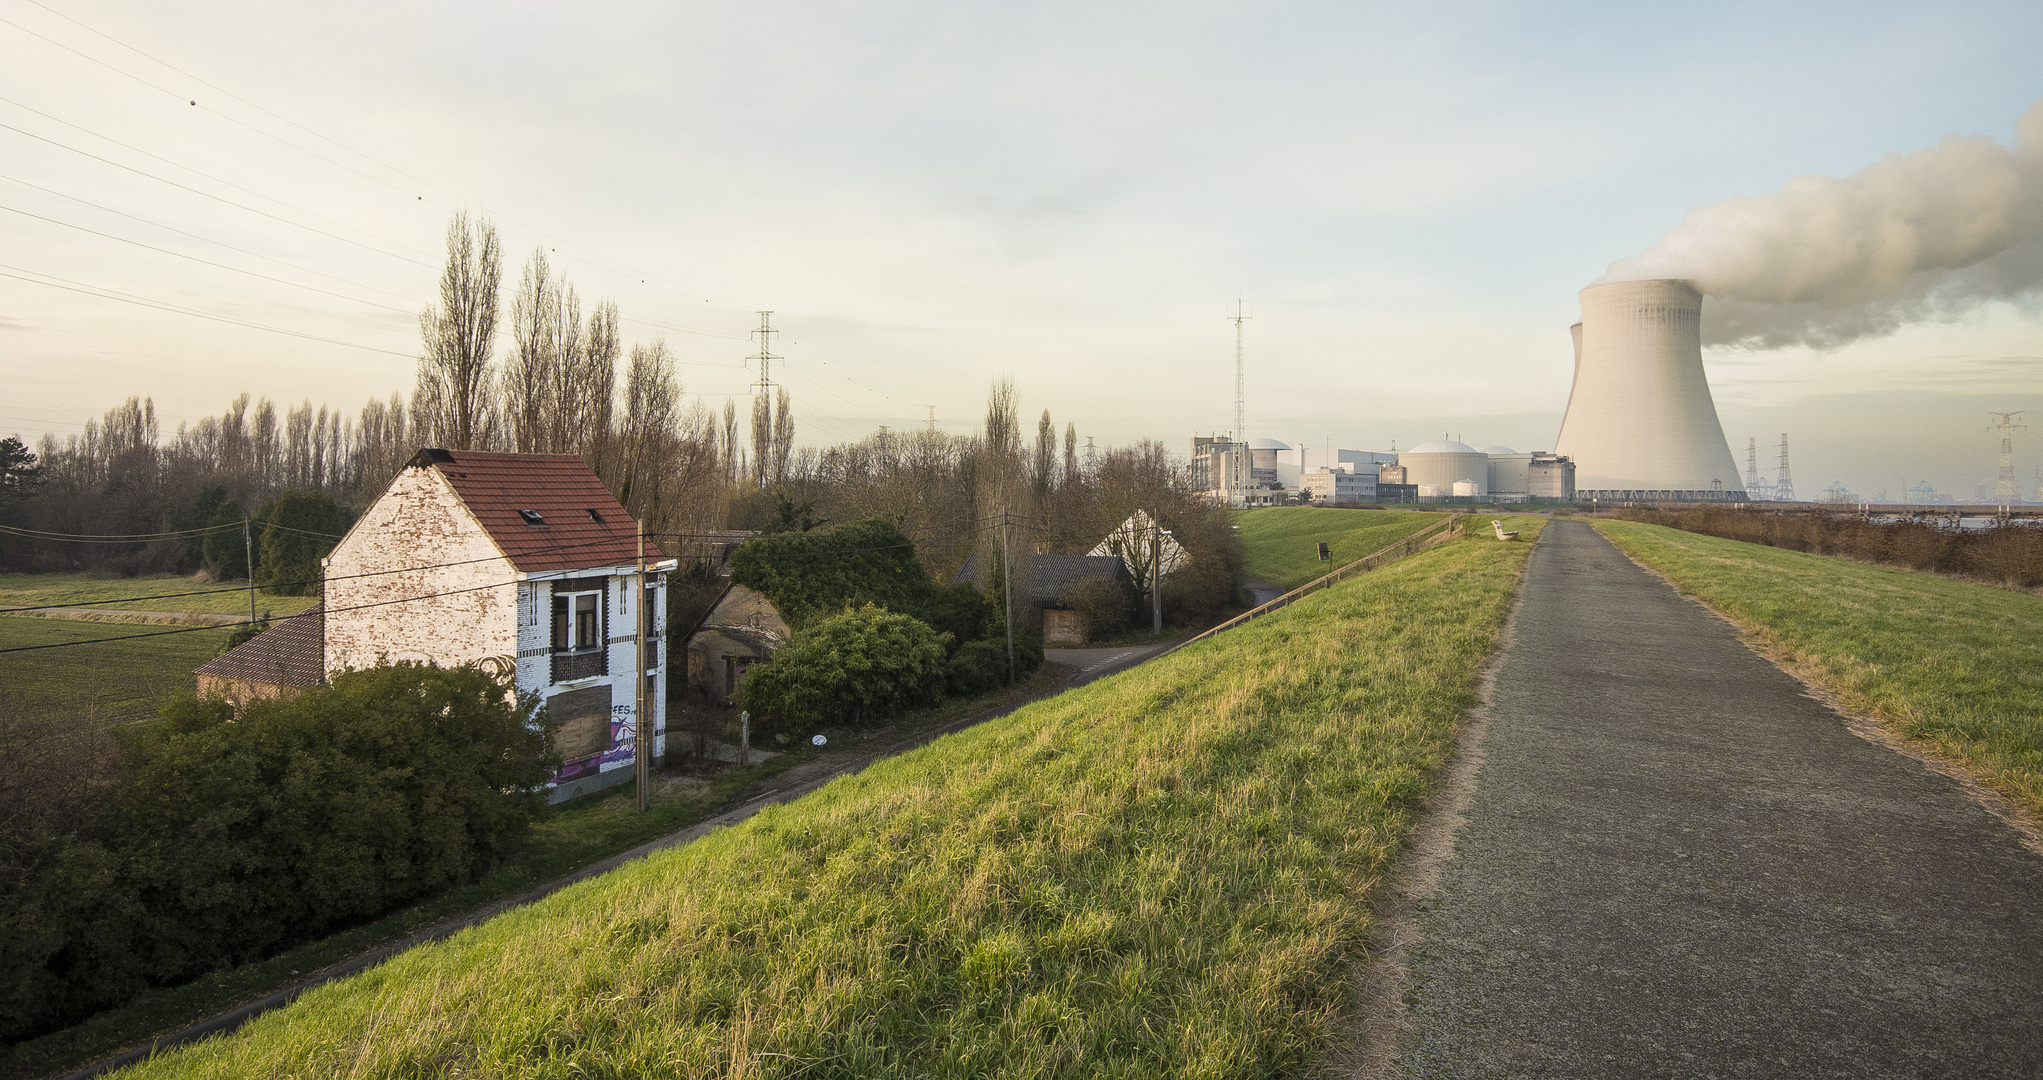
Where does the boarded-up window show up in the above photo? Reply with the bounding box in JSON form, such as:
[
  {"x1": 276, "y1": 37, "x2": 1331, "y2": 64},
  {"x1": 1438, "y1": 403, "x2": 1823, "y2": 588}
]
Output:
[{"x1": 549, "y1": 686, "x2": 614, "y2": 761}]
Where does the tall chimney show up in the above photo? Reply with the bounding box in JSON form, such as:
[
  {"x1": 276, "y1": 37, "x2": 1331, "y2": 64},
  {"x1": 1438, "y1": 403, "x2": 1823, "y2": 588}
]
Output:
[{"x1": 1554, "y1": 279, "x2": 1743, "y2": 496}]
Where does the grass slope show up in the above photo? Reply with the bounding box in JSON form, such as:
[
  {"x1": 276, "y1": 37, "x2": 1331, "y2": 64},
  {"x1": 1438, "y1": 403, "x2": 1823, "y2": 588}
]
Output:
[
  {"x1": 1597, "y1": 519, "x2": 2043, "y2": 820},
  {"x1": 0, "y1": 617, "x2": 239, "y2": 725},
  {"x1": 5, "y1": 662, "x2": 1077, "y2": 1080},
  {"x1": 0, "y1": 573, "x2": 317, "y2": 617},
  {"x1": 115, "y1": 518, "x2": 1542, "y2": 1080},
  {"x1": 1233, "y1": 508, "x2": 1441, "y2": 591}
]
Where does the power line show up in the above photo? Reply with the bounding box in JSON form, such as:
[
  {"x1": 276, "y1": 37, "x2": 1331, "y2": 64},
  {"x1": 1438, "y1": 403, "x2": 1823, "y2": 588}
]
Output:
[
  {"x1": 0, "y1": 263, "x2": 414, "y2": 356},
  {"x1": 0, "y1": 121, "x2": 435, "y2": 269},
  {"x1": 0, "y1": 170, "x2": 424, "y2": 306},
  {"x1": 0, "y1": 202, "x2": 417, "y2": 315},
  {"x1": 0, "y1": 94, "x2": 435, "y2": 267}
]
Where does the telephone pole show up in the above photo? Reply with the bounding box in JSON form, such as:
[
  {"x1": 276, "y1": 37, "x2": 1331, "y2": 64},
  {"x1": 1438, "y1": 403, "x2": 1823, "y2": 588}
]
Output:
[
  {"x1": 635, "y1": 522, "x2": 649, "y2": 813},
  {"x1": 1988, "y1": 411, "x2": 2026, "y2": 503},
  {"x1": 1230, "y1": 299, "x2": 1251, "y2": 443}
]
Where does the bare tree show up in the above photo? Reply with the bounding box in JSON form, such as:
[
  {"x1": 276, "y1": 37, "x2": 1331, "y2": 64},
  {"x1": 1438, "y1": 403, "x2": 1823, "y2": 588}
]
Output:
[
  {"x1": 1034, "y1": 409, "x2": 1055, "y2": 497},
  {"x1": 414, "y1": 212, "x2": 502, "y2": 450},
  {"x1": 721, "y1": 398, "x2": 741, "y2": 486},
  {"x1": 771, "y1": 386, "x2": 795, "y2": 485},
  {"x1": 1063, "y1": 421, "x2": 1078, "y2": 487},
  {"x1": 750, "y1": 391, "x2": 772, "y2": 490}
]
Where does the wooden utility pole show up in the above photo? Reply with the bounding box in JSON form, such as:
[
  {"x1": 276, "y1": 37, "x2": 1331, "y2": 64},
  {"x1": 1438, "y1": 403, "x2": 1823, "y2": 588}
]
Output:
[
  {"x1": 1151, "y1": 521, "x2": 1162, "y2": 635},
  {"x1": 635, "y1": 521, "x2": 650, "y2": 813},
  {"x1": 1002, "y1": 515, "x2": 1015, "y2": 683},
  {"x1": 243, "y1": 516, "x2": 255, "y2": 626}
]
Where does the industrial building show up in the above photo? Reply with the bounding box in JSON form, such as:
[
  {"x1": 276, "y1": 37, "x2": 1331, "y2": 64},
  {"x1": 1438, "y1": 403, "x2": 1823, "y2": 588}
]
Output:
[
  {"x1": 1553, "y1": 279, "x2": 1746, "y2": 500},
  {"x1": 1397, "y1": 439, "x2": 1493, "y2": 498}
]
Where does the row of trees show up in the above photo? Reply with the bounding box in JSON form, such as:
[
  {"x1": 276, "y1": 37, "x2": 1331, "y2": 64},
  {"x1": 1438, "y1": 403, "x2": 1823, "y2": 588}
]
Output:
[{"x1": 2, "y1": 214, "x2": 1237, "y2": 628}]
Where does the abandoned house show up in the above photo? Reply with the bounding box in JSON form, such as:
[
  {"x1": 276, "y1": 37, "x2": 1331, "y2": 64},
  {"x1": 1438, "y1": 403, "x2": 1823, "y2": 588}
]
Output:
[
  {"x1": 199, "y1": 448, "x2": 675, "y2": 803},
  {"x1": 684, "y1": 582, "x2": 791, "y2": 703},
  {"x1": 953, "y1": 552, "x2": 1130, "y2": 644}
]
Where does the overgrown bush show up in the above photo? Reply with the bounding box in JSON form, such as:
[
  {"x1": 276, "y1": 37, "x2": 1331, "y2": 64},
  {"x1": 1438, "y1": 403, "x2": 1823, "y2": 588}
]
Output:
[
  {"x1": 944, "y1": 638, "x2": 1009, "y2": 696},
  {"x1": 1620, "y1": 506, "x2": 2043, "y2": 588},
  {"x1": 1063, "y1": 573, "x2": 1136, "y2": 641},
  {"x1": 731, "y1": 519, "x2": 945, "y2": 627},
  {"x1": 0, "y1": 664, "x2": 552, "y2": 1043},
  {"x1": 739, "y1": 604, "x2": 949, "y2": 735}
]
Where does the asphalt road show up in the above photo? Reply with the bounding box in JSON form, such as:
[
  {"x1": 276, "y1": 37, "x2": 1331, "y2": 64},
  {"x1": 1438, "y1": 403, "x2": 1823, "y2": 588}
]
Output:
[{"x1": 1397, "y1": 519, "x2": 2043, "y2": 1078}]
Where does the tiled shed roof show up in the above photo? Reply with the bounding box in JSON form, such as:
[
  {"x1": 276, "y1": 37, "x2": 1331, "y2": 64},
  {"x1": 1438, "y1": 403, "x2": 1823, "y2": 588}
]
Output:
[
  {"x1": 194, "y1": 605, "x2": 325, "y2": 687},
  {"x1": 410, "y1": 449, "x2": 665, "y2": 573}
]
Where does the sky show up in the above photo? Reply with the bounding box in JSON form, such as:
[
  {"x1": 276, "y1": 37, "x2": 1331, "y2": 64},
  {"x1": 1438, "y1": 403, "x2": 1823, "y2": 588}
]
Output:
[{"x1": 2, "y1": 0, "x2": 2039, "y2": 499}]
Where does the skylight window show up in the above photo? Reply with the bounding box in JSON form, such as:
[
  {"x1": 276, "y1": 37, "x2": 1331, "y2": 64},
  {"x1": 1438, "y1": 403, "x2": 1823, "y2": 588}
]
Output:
[
  {"x1": 517, "y1": 509, "x2": 546, "y2": 526},
  {"x1": 585, "y1": 508, "x2": 605, "y2": 523}
]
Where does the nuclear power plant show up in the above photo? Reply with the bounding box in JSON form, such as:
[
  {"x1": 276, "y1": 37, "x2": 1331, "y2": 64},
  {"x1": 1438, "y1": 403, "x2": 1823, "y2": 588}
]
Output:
[{"x1": 1554, "y1": 279, "x2": 1746, "y2": 500}]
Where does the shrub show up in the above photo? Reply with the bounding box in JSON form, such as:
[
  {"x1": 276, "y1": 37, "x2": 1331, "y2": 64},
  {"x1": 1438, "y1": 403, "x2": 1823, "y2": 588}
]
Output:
[
  {"x1": 740, "y1": 604, "x2": 949, "y2": 734},
  {"x1": 945, "y1": 638, "x2": 1009, "y2": 696},
  {"x1": 1063, "y1": 573, "x2": 1136, "y2": 641},
  {"x1": 730, "y1": 519, "x2": 941, "y2": 627},
  {"x1": 0, "y1": 663, "x2": 551, "y2": 1043}
]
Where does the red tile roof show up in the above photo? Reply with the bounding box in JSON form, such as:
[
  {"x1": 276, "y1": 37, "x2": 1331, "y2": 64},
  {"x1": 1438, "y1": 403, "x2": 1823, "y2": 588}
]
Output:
[
  {"x1": 412, "y1": 449, "x2": 665, "y2": 573},
  {"x1": 194, "y1": 605, "x2": 325, "y2": 687}
]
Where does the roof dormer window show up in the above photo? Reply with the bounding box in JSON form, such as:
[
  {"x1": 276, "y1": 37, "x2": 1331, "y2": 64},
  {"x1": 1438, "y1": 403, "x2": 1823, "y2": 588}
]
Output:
[{"x1": 517, "y1": 509, "x2": 546, "y2": 526}]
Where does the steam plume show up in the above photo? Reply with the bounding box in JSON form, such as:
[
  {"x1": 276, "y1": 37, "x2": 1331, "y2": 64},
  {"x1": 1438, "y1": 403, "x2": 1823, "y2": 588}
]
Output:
[{"x1": 1600, "y1": 100, "x2": 2043, "y2": 350}]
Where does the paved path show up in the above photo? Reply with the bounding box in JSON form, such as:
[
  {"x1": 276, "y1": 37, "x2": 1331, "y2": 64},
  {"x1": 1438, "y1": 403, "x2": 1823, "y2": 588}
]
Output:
[{"x1": 1397, "y1": 520, "x2": 2043, "y2": 1078}]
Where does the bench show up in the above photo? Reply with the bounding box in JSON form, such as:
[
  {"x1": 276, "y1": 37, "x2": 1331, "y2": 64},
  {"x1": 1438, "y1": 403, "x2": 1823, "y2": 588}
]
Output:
[{"x1": 1492, "y1": 519, "x2": 1519, "y2": 541}]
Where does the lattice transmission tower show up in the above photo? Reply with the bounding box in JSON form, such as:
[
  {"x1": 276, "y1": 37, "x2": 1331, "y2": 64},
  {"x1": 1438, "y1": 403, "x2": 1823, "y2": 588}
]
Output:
[
  {"x1": 1775, "y1": 434, "x2": 1795, "y2": 503},
  {"x1": 1745, "y1": 437, "x2": 1761, "y2": 493},
  {"x1": 1988, "y1": 410, "x2": 2026, "y2": 503}
]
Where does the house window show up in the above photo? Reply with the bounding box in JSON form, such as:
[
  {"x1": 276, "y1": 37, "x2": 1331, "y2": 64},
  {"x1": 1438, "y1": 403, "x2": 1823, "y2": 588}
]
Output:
[{"x1": 550, "y1": 580, "x2": 608, "y2": 682}]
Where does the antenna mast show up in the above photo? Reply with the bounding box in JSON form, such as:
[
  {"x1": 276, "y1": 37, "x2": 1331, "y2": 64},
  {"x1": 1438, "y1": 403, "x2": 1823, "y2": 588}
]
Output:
[
  {"x1": 1230, "y1": 299, "x2": 1251, "y2": 443},
  {"x1": 1775, "y1": 433, "x2": 1796, "y2": 503},
  {"x1": 1988, "y1": 410, "x2": 2026, "y2": 503}
]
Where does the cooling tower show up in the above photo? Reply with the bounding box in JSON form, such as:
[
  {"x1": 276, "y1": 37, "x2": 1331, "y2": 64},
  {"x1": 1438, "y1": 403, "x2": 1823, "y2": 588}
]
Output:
[{"x1": 1554, "y1": 279, "x2": 1744, "y2": 498}]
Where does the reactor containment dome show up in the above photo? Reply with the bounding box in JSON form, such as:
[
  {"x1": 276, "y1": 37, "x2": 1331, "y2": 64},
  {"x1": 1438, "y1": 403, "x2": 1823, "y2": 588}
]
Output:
[{"x1": 1553, "y1": 278, "x2": 1745, "y2": 501}]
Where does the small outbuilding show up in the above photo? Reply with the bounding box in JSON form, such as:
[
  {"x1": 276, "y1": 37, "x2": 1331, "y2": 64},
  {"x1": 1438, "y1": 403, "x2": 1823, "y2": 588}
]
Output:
[
  {"x1": 194, "y1": 604, "x2": 325, "y2": 705},
  {"x1": 955, "y1": 552, "x2": 1131, "y2": 644}
]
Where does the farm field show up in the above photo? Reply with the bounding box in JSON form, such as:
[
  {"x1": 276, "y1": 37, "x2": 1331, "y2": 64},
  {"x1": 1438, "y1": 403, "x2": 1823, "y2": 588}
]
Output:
[
  {"x1": 1597, "y1": 519, "x2": 2043, "y2": 820},
  {"x1": 0, "y1": 572, "x2": 316, "y2": 618},
  {"x1": 0, "y1": 617, "x2": 239, "y2": 725},
  {"x1": 111, "y1": 517, "x2": 1544, "y2": 1079},
  {"x1": 1233, "y1": 506, "x2": 1444, "y2": 590}
]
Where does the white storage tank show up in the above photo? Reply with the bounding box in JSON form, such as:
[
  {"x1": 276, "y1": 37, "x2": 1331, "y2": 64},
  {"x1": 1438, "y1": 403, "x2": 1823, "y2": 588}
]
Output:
[
  {"x1": 1399, "y1": 439, "x2": 1490, "y2": 497},
  {"x1": 1452, "y1": 479, "x2": 1479, "y2": 497}
]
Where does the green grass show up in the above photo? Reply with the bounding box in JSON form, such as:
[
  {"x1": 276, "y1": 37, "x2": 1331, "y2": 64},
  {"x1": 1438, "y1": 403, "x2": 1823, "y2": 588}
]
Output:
[
  {"x1": 2, "y1": 661, "x2": 1078, "y2": 1080},
  {"x1": 1596, "y1": 519, "x2": 2043, "y2": 821},
  {"x1": 0, "y1": 617, "x2": 240, "y2": 725},
  {"x1": 1233, "y1": 507, "x2": 1444, "y2": 591},
  {"x1": 110, "y1": 517, "x2": 1543, "y2": 1080},
  {"x1": 0, "y1": 573, "x2": 316, "y2": 618}
]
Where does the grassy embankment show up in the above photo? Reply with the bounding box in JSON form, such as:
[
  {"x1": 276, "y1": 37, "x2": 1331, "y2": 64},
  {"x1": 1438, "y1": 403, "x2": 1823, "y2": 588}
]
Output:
[
  {"x1": 2, "y1": 661, "x2": 1075, "y2": 1080},
  {"x1": 1233, "y1": 507, "x2": 1441, "y2": 591},
  {"x1": 1596, "y1": 519, "x2": 2043, "y2": 820},
  {"x1": 111, "y1": 517, "x2": 1543, "y2": 1080}
]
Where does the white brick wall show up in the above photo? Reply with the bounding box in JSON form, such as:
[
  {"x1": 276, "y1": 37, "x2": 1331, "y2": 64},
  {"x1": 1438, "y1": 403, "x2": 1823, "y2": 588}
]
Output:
[{"x1": 323, "y1": 466, "x2": 518, "y2": 676}]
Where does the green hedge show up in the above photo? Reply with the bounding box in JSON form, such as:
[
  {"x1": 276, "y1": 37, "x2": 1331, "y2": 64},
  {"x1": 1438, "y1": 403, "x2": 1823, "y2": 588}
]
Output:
[{"x1": 0, "y1": 664, "x2": 552, "y2": 1043}]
